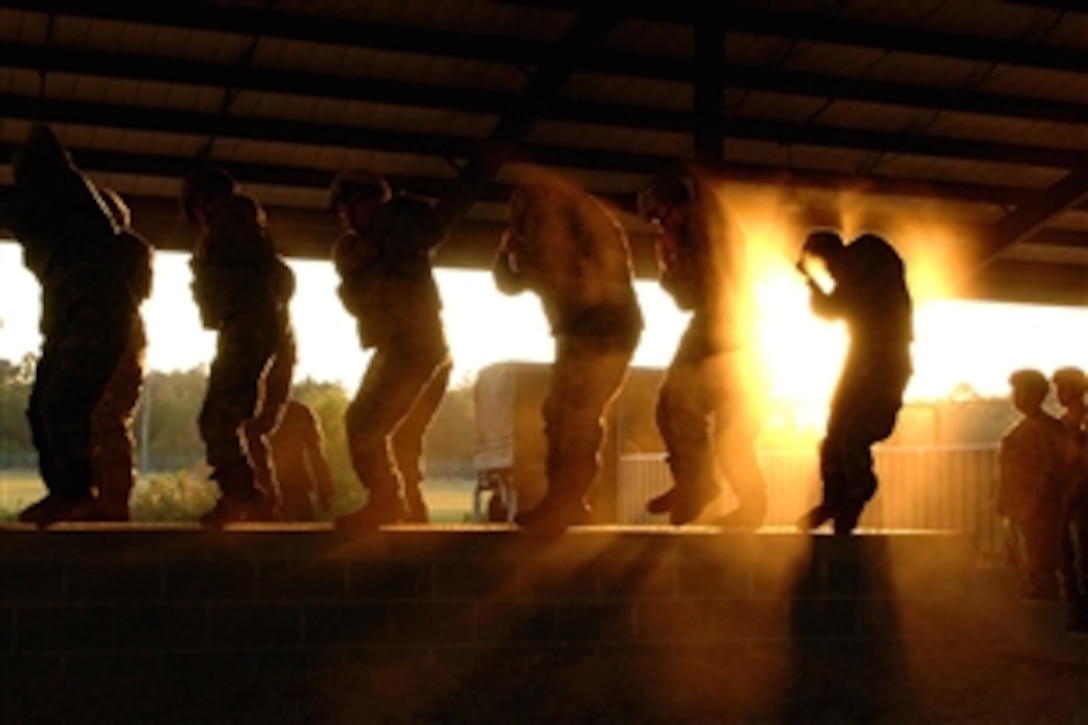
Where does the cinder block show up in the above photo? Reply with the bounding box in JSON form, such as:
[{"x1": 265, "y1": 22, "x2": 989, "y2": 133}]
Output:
[
  {"x1": 675, "y1": 559, "x2": 751, "y2": 598},
  {"x1": 258, "y1": 559, "x2": 349, "y2": 601},
  {"x1": 787, "y1": 598, "x2": 859, "y2": 641},
  {"x1": 387, "y1": 601, "x2": 477, "y2": 645},
  {"x1": 475, "y1": 602, "x2": 553, "y2": 644},
  {"x1": 0, "y1": 563, "x2": 65, "y2": 604},
  {"x1": 16, "y1": 605, "x2": 115, "y2": 652},
  {"x1": 516, "y1": 559, "x2": 599, "y2": 601},
  {"x1": 113, "y1": 605, "x2": 209, "y2": 650},
  {"x1": 348, "y1": 560, "x2": 433, "y2": 600},
  {"x1": 597, "y1": 555, "x2": 675, "y2": 599},
  {"x1": 63, "y1": 652, "x2": 161, "y2": 677},
  {"x1": 553, "y1": 601, "x2": 636, "y2": 643},
  {"x1": 434, "y1": 558, "x2": 518, "y2": 601},
  {"x1": 637, "y1": 599, "x2": 719, "y2": 642},
  {"x1": 164, "y1": 560, "x2": 257, "y2": 602},
  {"x1": 303, "y1": 602, "x2": 388, "y2": 646},
  {"x1": 208, "y1": 604, "x2": 302, "y2": 649},
  {"x1": 67, "y1": 563, "x2": 163, "y2": 604}
]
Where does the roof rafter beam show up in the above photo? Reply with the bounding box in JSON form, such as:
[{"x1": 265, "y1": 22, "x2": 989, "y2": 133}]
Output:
[
  {"x1": 7, "y1": 39, "x2": 1088, "y2": 134},
  {"x1": 6, "y1": 98, "x2": 1088, "y2": 213},
  {"x1": 970, "y1": 166, "x2": 1088, "y2": 269},
  {"x1": 499, "y1": 1, "x2": 1088, "y2": 73}
]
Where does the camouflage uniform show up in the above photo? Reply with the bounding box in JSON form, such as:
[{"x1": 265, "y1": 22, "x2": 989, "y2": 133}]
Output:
[
  {"x1": 334, "y1": 193, "x2": 451, "y2": 526},
  {"x1": 998, "y1": 391, "x2": 1065, "y2": 599},
  {"x1": 803, "y1": 232, "x2": 913, "y2": 534},
  {"x1": 190, "y1": 192, "x2": 296, "y2": 522},
  {"x1": 269, "y1": 399, "x2": 335, "y2": 521},
  {"x1": 493, "y1": 183, "x2": 643, "y2": 534},
  {"x1": 639, "y1": 174, "x2": 767, "y2": 527},
  {"x1": 7, "y1": 126, "x2": 131, "y2": 525},
  {"x1": 1050, "y1": 374, "x2": 1088, "y2": 622},
  {"x1": 88, "y1": 205, "x2": 154, "y2": 520}
]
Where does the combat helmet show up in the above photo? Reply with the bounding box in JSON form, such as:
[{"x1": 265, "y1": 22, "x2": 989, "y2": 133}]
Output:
[
  {"x1": 181, "y1": 165, "x2": 238, "y2": 222},
  {"x1": 636, "y1": 173, "x2": 691, "y2": 223},
  {"x1": 801, "y1": 229, "x2": 845, "y2": 261},
  {"x1": 328, "y1": 168, "x2": 392, "y2": 210}
]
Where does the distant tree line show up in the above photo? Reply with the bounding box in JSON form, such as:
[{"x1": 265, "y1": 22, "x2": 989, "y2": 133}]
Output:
[{"x1": 0, "y1": 356, "x2": 478, "y2": 486}]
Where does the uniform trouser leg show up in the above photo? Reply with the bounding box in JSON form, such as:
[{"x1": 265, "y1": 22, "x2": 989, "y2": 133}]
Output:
[
  {"x1": 716, "y1": 421, "x2": 767, "y2": 516},
  {"x1": 542, "y1": 336, "x2": 633, "y2": 504},
  {"x1": 656, "y1": 360, "x2": 716, "y2": 499},
  {"x1": 89, "y1": 315, "x2": 146, "y2": 510},
  {"x1": 32, "y1": 318, "x2": 126, "y2": 500},
  {"x1": 243, "y1": 329, "x2": 296, "y2": 511},
  {"x1": 821, "y1": 354, "x2": 909, "y2": 523},
  {"x1": 346, "y1": 344, "x2": 448, "y2": 502},
  {"x1": 391, "y1": 357, "x2": 451, "y2": 517},
  {"x1": 200, "y1": 323, "x2": 278, "y2": 501},
  {"x1": 1069, "y1": 505, "x2": 1088, "y2": 613},
  {"x1": 27, "y1": 355, "x2": 59, "y2": 493},
  {"x1": 1021, "y1": 509, "x2": 1062, "y2": 596}
]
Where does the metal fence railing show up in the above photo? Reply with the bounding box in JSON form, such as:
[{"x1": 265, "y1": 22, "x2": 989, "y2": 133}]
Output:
[{"x1": 618, "y1": 444, "x2": 1005, "y2": 557}]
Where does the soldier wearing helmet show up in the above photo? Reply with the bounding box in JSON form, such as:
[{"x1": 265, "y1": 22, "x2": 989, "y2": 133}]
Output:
[
  {"x1": 1051, "y1": 366, "x2": 1088, "y2": 632},
  {"x1": 84, "y1": 188, "x2": 155, "y2": 521},
  {"x1": 637, "y1": 169, "x2": 767, "y2": 528},
  {"x1": 6, "y1": 124, "x2": 132, "y2": 526},
  {"x1": 998, "y1": 368, "x2": 1064, "y2": 599},
  {"x1": 493, "y1": 176, "x2": 643, "y2": 537},
  {"x1": 182, "y1": 164, "x2": 297, "y2": 526},
  {"x1": 796, "y1": 229, "x2": 913, "y2": 535},
  {"x1": 329, "y1": 168, "x2": 451, "y2": 529}
]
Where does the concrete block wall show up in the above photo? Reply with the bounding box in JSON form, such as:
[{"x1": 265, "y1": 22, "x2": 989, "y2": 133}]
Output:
[{"x1": 0, "y1": 525, "x2": 980, "y2": 679}]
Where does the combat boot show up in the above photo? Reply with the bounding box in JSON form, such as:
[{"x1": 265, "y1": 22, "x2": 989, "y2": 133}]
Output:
[
  {"x1": 67, "y1": 497, "x2": 131, "y2": 523},
  {"x1": 18, "y1": 493, "x2": 98, "y2": 528},
  {"x1": 335, "y1": 490, "x2": 407, "y2": 533},
  {"x1": 199, "y1": 491, "x2": 271, "y2": 528},
  {"x1": 713, "y1": 503, "x2": 765, "y2": 531},
  {"x1": 667, "y1": 483, "x2": 721, "y2": 526},
  {"x1": 795, "y1": 504, "x2": 834, "y2": 532},
  {"x1": 514, "y1": 494, "x2": 592, "y2": 539}
]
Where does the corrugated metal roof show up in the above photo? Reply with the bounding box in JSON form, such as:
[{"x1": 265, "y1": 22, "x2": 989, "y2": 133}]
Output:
[{"x1": 0, "y1": 0, "x2": 1086, "y2": 303}]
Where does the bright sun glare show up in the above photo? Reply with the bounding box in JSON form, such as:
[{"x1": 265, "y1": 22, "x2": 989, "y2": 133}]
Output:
[{"x1": 4, "y1": 212, "x2": 1088, "y2": 406}]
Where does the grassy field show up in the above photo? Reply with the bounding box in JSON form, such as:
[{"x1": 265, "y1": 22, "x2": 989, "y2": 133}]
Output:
[{"x1": 0, "y1": 468, "x2": 478, "y2": 523}]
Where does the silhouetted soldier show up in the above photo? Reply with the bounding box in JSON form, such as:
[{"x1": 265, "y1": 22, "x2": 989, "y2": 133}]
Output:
[
  {"x1": 84, "y1": 188, "x2": 154, "y2": 521},
  {"x1": 493, "y1": 178, "x2": 643, "y2": 536},
  {"x1": 636, "y1": 171, "x2": 767, "y2": 527},
  {"x1": 329, "y1": 169, "x2": 451, "y2": 529},
  {"x1": 1051, "y1": 366, "x2": 1088, "y2": 627},
  {"x1": 181, "y1": 165, "x2": 297, "y2": 527},
  {"x1": 6, "y1": 125, "x2": 131, "y2": 526},
  {"x1": 269, "y1": 398, "x2": 335, "y2": 521},
  {"x1": 795, "y1": 230, "x2": 913, "y2": 535},
  {"x1": 998, "y1": 368, "x2": 1065, "y2": 599}
]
